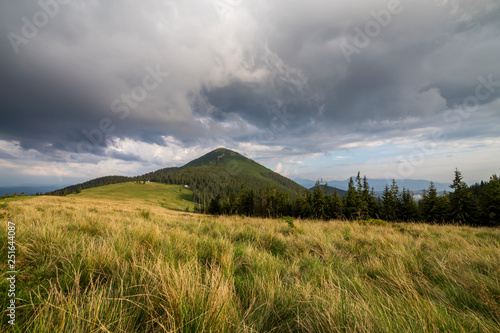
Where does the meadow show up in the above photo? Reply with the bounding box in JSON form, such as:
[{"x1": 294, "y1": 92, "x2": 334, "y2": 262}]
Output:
[
  {"x1": 0, "y1": 185, "x2": 499, "y2": 332},
  {"x1": 68, "y1": 182, "x2": 195, "y2": 212}
]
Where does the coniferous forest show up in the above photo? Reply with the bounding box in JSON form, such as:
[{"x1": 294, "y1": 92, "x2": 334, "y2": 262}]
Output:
[{"x1": 202, "y1": 170, "x2": 500, "y2": 227}]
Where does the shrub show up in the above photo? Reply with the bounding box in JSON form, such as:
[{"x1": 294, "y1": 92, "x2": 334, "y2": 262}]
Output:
[
  {"x1": 282, "y1": 216, "x2": 295, "y2": 228},
  {"x1": 359, "y1": 218, "x2": 388, "y2": 226},
  {"x1": 140, "y1": 209, "x2": 151, "y2": 219}
]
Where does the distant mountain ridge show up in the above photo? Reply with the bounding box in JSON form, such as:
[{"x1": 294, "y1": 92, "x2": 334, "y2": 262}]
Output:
[
  {"x1": 0, "y1": 185, "x2": 68, "y2": 197},
  {"x1": 296, "y1": 178, "x2": 452, "y2": 193},
  {"x1": 309, "y1": 185, "x2": 347, "y2": 197}
]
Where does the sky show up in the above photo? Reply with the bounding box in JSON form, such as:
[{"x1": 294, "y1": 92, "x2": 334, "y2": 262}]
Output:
[{"x1": 0, "y1": 0, "x2": 499, "y2": 186}]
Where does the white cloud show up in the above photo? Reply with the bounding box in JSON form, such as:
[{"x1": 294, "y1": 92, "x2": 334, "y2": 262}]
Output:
[{"x1": 274, "y1": 162, "x2": 283, "y2": 173}]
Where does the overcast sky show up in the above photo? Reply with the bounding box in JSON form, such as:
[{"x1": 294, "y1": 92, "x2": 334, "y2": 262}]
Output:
[{"x1": 1, "y1": 0, "x2": 499, "y2": 186}]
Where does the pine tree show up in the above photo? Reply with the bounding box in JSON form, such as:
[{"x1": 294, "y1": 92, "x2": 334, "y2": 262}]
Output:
[
  {"x1": 436, "y1": 192, "x2": 450, "y2": 223},
  {"x1": 478, "y1": 174, "x2": 500, "y2": 226},
  {"x1": 293, "y1": 190, "x2": 307, "y2": 218},
  {"x1": 400, "y1": 188, "x2": 419, "y2": 222},
  {"x1": 360, "y1": 175, "x2": 371, "y2": 218},
  {"x1": 228, "y1": 192, "x2": 237, "y2": 215},
  {"x1": 420, "y1": 182, "x2": 438, "y2": 222},
  {"x1": 237, "y1": 184, "x2": 253, "y2": 216},
  {"x1": 381, "y1": 184, "x2": 396, "y2": 221},
  {"x1": 324, "y1": 194, "x2": 334, "y2": 220},
  {"x1": 449, "y1": 169, "x2": 477, "y2": 224},
  {"x1": 312, "y1": 180, "x2": 326, "y2": 219},
  {"x1": 344, "y1": 177, "x2": 361, "y2": 219},
  {"x1": 331, "y1": 189, "x2": 344, "y2": 220},
  {"x1": 242, "y1": 190, "x2": 255, "y2": 216},
  {"x1": 391, "y1": 179, "x2": 401, "y2": 220},
  {"x1": 303, "y1": 191, "x2": 313, "y2": 218},
  {"x1": 208, "y1": 197, "x2": 221, "y2": 215},
  {"x1": 355, "y1": 172, "x2": 363, "y2": 193},
  {"x1": 367, "y1": 187, "x2": 379, "y2": 219}
]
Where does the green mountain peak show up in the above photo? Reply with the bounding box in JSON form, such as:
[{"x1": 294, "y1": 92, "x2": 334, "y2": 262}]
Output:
[
  {"x1": 182, "y1": 147, "x2": 249, "y2": 168},
  {"x1": 49, "y1": 147, "x2": 306, "y2": 200}
]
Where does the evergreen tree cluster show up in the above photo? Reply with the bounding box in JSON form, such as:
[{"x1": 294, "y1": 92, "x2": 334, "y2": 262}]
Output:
[
  {"x1": 204, "y1": 170, "x2": 500, "y2": 227},
  {"x1": 138, "y1": 165, "x2": 303, "y2": 206}
]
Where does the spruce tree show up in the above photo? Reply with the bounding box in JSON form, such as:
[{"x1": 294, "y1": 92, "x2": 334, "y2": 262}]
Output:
[
  {"x1": 368, "y1": 187, "x2": 379, "y2": 219},
  {"x1": 400, "y1": 188, "x2": 419, "y2": 222},
  {"x1": 345, "y1": 177, "x2": 361, "y2": 219},
  {"x1": 391, "y1": 179, "x2": 401, "y2": 220},
  {"x1": 449, "y1": 169, "x2": 477, "y2": 224},
  {"x1": 436, "y1": 192, "x2": 450, "y2": 223},
  {"x1": 479, "y1": 174, "x2": 500, "y2": 226},
  {"x1": 293, "y1": 190, "x2": 306, "y2": 218},
  {"x1": 420, "y1": 182, "x2": 438, "y2": 222},
  {"x1": 381, "y1": 184, "x2": 396, "y2": 221},
  {"x1": 312, "y1": 180, "x2": 326, "y2": 219},
  {"x1": 360, "y1": 175, "x2": 371, "y2": 218},
  {"x1": 208, "y1": 197, "x2": 221, "y2": 215},
  {"x1": 332, "y1": 189, "x2": 344, "y2": 220}
]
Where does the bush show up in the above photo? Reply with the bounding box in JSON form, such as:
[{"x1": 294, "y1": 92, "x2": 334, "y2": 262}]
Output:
[
  {"x1": 359, "y1": 218, "x2": 388, "y2": 226},
  {"x1": 282, "y1": 216, "x2": 295, "y2": 228},
  {"x1": 140, "y1": 209, "x2": 151, "y2": 219}
]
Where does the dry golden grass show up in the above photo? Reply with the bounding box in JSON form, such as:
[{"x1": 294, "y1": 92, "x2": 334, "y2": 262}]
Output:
[{"x1": 1, "y1": 195, "x2": 499, "y2": 332}]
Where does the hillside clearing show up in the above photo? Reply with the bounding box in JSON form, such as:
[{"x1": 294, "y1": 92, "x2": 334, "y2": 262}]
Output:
[{"x1": 68, "y1": 182, "x2": 194, "y2": 211}]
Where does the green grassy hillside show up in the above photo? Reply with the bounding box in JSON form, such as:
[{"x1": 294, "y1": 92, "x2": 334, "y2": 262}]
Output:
[
  {"x1": 0, "y1": 196, "x2": 34, "y2": 204},
  {"x1": 48, "y1": 175, "x2": 133, "y2": 196},
  {"x1": 183, "y1": 148, "x2": 304, "y2": 191},
  {"x1": 142, "y1": 148, "x2": 306, "y2": 202},
  {"x1": 49, "y1": 148, "x2": 307, "y2": 201},
  {"x1": 69, "y1": 182, "x2": 194, "y2": 211}
]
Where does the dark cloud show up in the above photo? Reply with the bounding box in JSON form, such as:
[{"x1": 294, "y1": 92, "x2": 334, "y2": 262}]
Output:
[
  {"x1": 0, "y1": 0, "x2": 499, "y2": 184},
  {"x1": 107, "y1": 150, "x2": 144, "y2": 163}
]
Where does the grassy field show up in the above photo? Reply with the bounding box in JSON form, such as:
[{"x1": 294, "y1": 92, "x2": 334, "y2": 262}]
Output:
[
  {"x1": 0, "y1": 193, "x2": 499, "y2": 332},
  {"x1": 0, "y1": 196, "x2": 35, "y2": 204},
  {"x1": 68, "y1": 182, "x2": 195, "y2": 211}
]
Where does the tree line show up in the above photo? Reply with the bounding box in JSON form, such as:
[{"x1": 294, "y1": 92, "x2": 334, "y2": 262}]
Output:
[
  {"x1": 202, "y1": 170, "x2": 499, "y2": 227},
  {"x1": 47, "y1": 175, "x2": 132, "y2": 196},
  {"x1": 140, "y1": 166, "x2": 302, "y2": 204}
]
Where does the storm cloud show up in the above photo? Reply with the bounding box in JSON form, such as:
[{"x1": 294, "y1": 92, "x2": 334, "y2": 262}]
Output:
[{"x1": 0, "y1": 0, "x2": 499, "y2": 185}]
